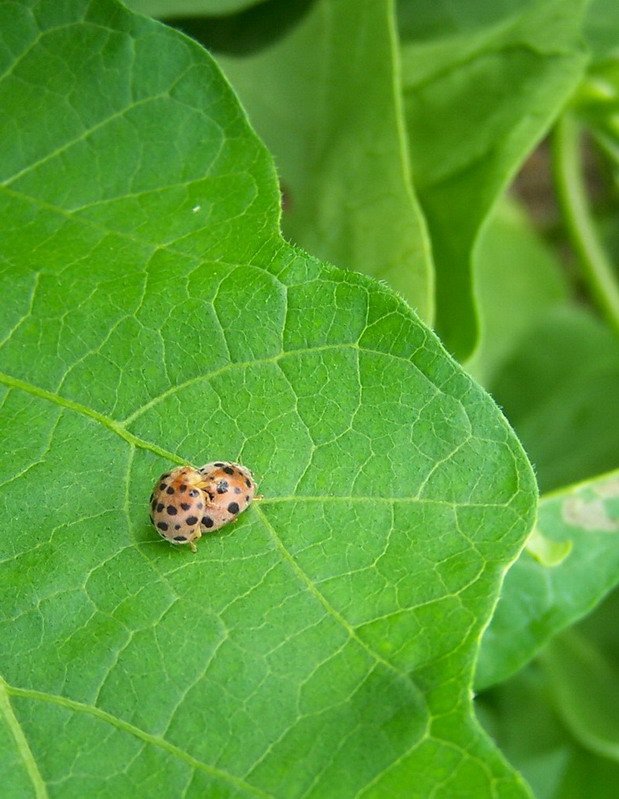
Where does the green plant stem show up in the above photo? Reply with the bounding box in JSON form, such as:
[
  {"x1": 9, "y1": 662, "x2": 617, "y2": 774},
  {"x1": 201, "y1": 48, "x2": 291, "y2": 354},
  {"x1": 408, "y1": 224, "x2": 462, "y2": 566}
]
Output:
[{"x1": 552, "y1": 113, "x2": 619, "y2": 337}]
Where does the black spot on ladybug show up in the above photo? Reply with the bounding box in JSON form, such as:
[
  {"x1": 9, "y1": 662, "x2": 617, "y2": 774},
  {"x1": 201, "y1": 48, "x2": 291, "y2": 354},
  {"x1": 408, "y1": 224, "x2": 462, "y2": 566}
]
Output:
[
  {"x1": 156, "y1": 503, "x2": 164, "y2": 512},
  {"x1": 186, "y1": 516, "x2": 198, "y2": 526},
  {"x1": 180, "y1": 502, "x2": 191, "y2": 511},
  {"x1": 174, "y1": 535, "x2": 187, "y2": 541},
  {"x1": 179, "y1": 484, "x2": 187, "y2": 492},
  {"x1": 223, "y1": 466, "x2": 234, "y2": 475},
  {"x1": 160, "y1": 483, "x2": 167, "y2": 490},
  {"x1": 245, "y1": 495, "x2": 250, "y2": 501},
  {"x1": 216, "y1": 480, "x2": 229, "y2": 494},
  {"x1": 161, "y1": 473, "x2": 170, "y2": 479},
  {"x1": 175, "y1": 524, "x2": 181, "y2": 530},
  {"x1": 228, "y1": 502, "x2": 240, "y2": 515},
  {"x1": 166, "y1": 486, "x2": 175, "y2": 495},
  {"x1": 197, "y1": 501, "x2": 204, "y2": 510},
  {"x1": 214, "y1": 462, "x2": 225, "y2": 467},
  {"x1": 167, "y1": 505, "x2": 178, "y2": 516},
  {"x1": 189, "y1": 489, "x2": 199, "y2": 497},
  {"x1": 157, "y1": 521, "x2": 169, "y2": 532},
  {"x1": 202, "y1": 516, "x2": 214, "y2": 528},
  {"x1": 151, "y1": 499, "x2": 157, "y2": 510},
  {"x1": 234, "y1": 487, "x2": 241, "y2": 494},
  {"x1": 245, "y1": 478, "x2": 252, "y2": 488}
]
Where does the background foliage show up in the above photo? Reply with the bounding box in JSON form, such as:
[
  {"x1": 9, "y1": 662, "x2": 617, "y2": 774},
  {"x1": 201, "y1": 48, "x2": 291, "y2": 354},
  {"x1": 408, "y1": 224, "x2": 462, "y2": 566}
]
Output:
[{"x1": 1, "y1": 0, "x2": 618, "y2": 796}]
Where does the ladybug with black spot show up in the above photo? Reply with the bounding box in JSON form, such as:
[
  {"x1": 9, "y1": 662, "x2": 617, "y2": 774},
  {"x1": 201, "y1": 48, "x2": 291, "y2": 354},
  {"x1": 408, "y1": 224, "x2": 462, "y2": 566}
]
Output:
[
  {"x1": 149, "y1": 461, "x2": 258, "y2": 552},
  {"x1": 198, "y1": 461, "x2": 258, "y2": 533},
  {"x1": 149, "y1": 466, "x2": 212, "y2": 552}
]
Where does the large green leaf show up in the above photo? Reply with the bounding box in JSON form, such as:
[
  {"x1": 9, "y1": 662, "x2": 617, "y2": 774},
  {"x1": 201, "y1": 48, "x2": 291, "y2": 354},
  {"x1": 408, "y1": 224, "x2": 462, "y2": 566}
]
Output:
[
  {"x1": 399, "y1": 0, "x2": 588, "y2": 359},
  {"x1": 212, "y1": 0, "x2": 434, "y2": 320},
  {"x1": 0, "y1": 1, "x2": 536, "y2": 796},
  {"x1": 477, "y1": 470, "x2": 619, "y2": 689}
]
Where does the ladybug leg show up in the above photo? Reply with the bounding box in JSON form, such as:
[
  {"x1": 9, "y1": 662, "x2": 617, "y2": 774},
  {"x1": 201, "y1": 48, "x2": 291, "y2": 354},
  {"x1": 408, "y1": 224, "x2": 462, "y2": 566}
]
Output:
[{"x1": 190, "y1": 529, "x2": 202, "y2": 552}]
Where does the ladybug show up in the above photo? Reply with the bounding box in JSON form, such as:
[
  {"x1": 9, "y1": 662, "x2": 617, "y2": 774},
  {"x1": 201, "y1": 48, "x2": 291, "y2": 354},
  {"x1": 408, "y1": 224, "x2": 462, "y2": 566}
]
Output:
[
  {"x1": 149, "y1": 462, "x2": 258, "y2": 551},
  {"x1": 197, "y1": 461, "x2": 258, "y2": 532},
  {"x1": 149, "y1": 466, "x2": 211, "y2": 552}
]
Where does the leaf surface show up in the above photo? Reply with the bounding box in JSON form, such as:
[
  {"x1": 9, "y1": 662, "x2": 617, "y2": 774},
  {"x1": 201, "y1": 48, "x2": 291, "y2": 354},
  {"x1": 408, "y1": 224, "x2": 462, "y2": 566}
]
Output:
[
  {"x1": 583, "y1": 0, "x2": 619, "y2": 61},
  {"x1": 490, "y1": 308, "x2": 619, "y2": 492},
  {"x1": 214, "y1": 0, "x2": 434, "y2": 320},
  {"x1": 544, "y1": 628, "x2": 619, "y2": 762},
  {"x1": 123, "y1": 0, "x2": 266, "y2": 17},
  {"x1": 478, "y1": 661, "x2": 619, "y2": 799},
  {"x1": 399, "y1": 0, "x2": 588, "y2": 358},
  {"x1": 0, "y1": 1, "x2": 536, "y2": 796},
  {"x1": 466, "y1": 198, "x2": 568, "y2": 387}
]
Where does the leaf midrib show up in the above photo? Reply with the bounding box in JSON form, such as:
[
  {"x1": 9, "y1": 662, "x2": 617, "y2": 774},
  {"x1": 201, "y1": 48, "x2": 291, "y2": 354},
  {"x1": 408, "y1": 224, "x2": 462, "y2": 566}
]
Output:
[
  {"x1": 0, "y1": 679, "x2": 48, "y2": 799},
  {"x1": 0, "y1": 338, "x2": 435, "y2": 459},
  {"x1": 0, "y1": 370, "x2": 182, "y2": 462},
  {"x1": 2, "y1": 679, "x2": 273, "y2": 799}
]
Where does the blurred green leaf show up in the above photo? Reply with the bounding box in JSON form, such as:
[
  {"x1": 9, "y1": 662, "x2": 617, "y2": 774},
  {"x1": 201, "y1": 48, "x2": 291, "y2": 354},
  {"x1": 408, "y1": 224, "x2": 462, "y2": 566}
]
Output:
[
  {"x1": 553, "y1": 748, "x2": 619, "y2": 799},
  {"x1": 584, "y1": 0, "x2": 619, "y2": 61},
  {"x1": 213, "y1": 0, "x2": 434, "y2": 320},
  {"x1": 397, "y1": 0, "x2": 540, "y2": 40},
  {"x1": 466, "y1": 198, "x2": 568, "y2": 387},
  {"x1": 399, "y1": 0, "x2": 588, "y2": 359},
  {"x1": 477, "y1": 470, "x2": 619, "y2": 689},
  {"x1": 123, "y1": 0, "x2": 268, "y2": 17},
  {"x1": 0, "y1": 1, "x2": 537, "y2": 796},
  {"x1": 490, "y1": 307, "x2": 619, "y2": 491},
  {"x1": 478, "y1": 661, "x2": 619, "y2": 799},
  {"x1": 145, "y1": 0, "x2": 316, "y2": 56},
  {"x1": 544, "y1": 628, "x2": 619, "y2": 761},
  {"x1": 477, "y1": 667, "x2": 573, "y2": 799}
]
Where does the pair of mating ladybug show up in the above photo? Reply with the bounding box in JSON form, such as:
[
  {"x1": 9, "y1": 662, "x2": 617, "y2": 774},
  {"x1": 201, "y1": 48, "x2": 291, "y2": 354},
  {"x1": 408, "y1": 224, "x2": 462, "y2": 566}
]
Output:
[{"x1": 149, "y1": 461, "x2": 257, "y2": 552}]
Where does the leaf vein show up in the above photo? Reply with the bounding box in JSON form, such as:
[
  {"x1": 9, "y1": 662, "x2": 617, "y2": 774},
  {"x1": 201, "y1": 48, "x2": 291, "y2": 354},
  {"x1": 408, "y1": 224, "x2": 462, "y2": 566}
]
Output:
[
  {"x1": 255, "y1": 505, "x2": 423, "y2": 690},
  {"x1": 0, "y1": 371, "x2": 183, "y2": 463},
  {"x1": 0, "y1": 678, "x2": 49, "y2": 799},
  {"x1": 4, "y1": 683, "x2": 273, "y2": 799}
]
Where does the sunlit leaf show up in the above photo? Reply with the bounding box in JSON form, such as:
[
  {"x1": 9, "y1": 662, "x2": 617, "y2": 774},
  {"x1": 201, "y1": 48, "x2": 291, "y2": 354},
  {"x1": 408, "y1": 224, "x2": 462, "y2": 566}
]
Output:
[{"x1": 0, "y1": 1, "x2": 537, "y2": 796}]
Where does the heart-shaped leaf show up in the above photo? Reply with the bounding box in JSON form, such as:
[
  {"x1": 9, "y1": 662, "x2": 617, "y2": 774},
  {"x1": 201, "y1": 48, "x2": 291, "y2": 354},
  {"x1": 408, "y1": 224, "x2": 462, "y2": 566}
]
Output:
[{"x1": 0, "y1": 1, "x2": 536, "y2": 796}]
